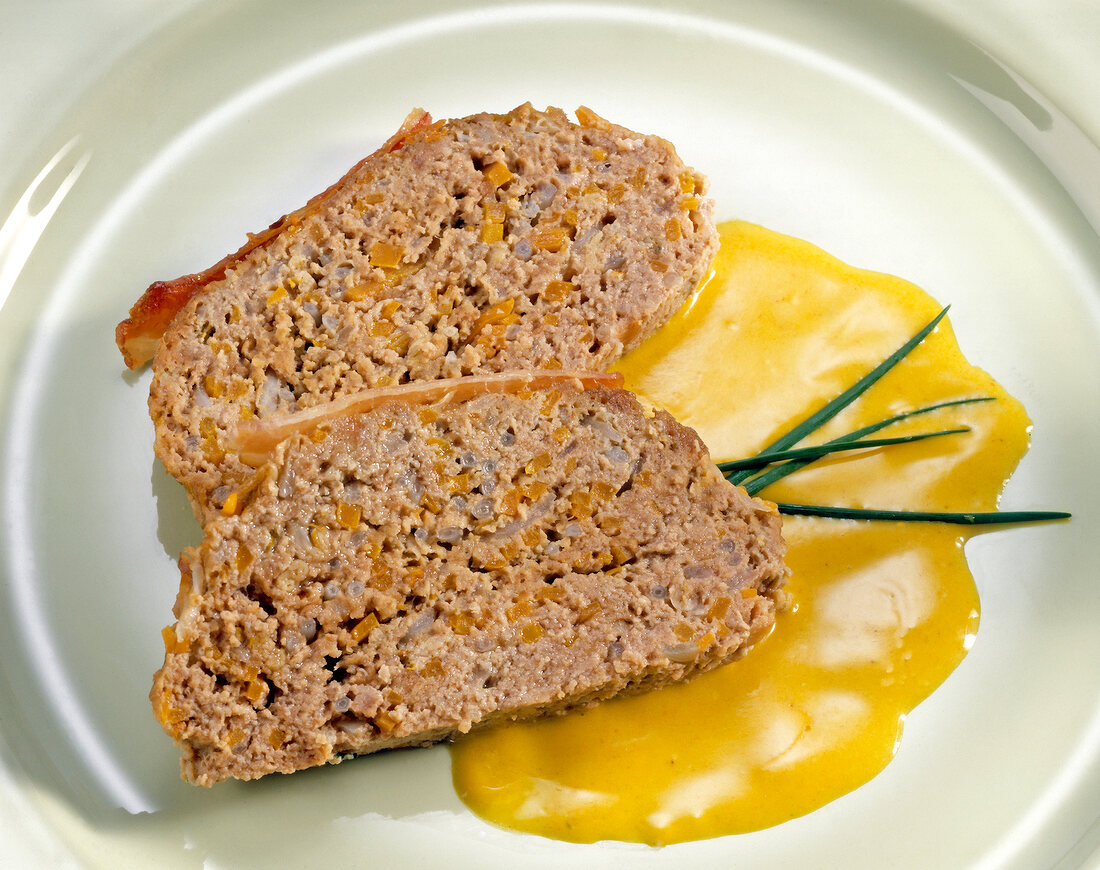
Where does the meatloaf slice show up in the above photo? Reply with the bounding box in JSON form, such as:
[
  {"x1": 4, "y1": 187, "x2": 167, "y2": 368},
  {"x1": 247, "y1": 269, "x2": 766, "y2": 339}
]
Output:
[
  {"x1": 138, "y1": 104, "x2": 718, "y2": 521},
  {"x1": 151, "y1": 374, "x2": 788, "y2": 785}
]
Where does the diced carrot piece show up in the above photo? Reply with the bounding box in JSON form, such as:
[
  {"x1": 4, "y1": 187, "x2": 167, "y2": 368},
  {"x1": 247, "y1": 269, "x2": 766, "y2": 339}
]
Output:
[
  {"x1": 481, "y1": 222, "x2": 504, "y2": 244},
  {"x1": 482, "y1": 162, "x2": 513, "y2": 189},
  {"x1": 336, "y1": 501, "x2": 361, "y2": 530},
  {"x1": 369, "y1": 241, "x2": 404, "y2": 269}
]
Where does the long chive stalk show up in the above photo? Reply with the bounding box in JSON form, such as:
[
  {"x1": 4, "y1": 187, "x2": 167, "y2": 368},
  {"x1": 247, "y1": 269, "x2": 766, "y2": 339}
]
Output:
[
  {"x1": 775, "y1": 504, "x2": 1071, "y2": 524},
  {"x1": 741, "y1": 397, "x2": 993, "y2": 496},
  {"x1": 718, "y1": 428, "x2": 969, "y2": 474},
  {"x1": 725, "y1": 307, "x2": 950, "y2": 486}
]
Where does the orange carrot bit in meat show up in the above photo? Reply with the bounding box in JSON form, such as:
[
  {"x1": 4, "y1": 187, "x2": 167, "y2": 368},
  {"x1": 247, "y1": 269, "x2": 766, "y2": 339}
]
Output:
[
  {"x1": 161, "y1": 625, "x2": 187, "y2": 654},
  {"x1": 500, "y1": 486, "x2": 523, "y2": 517},
  {"x1": 740, "y1": 587, "x2": 758, "y2": 599},
  {"x1": 681, "y1": 196, "x2": 700, "y2": 210},
  {"x1": 532, "y1": 225, "x2": 569, "y2": 252},
  {"x1": 610, "y1": 544, "x2": 632, "y2": 566},
  {"x1": 368, "y1": 571, "x2": 393, "y2": 591},
  {"x1": 345, "y1": 280, "x2": 381, "y2": 302},
  {"x1": 375, "y1": 711, "x2": 398, "y2": 733},
  {"x1": 482, "y1": 554, "x2": 507, "y2": 571},
  {"x1": 266, "y1": 286, "x2": 288, "y2": 307},
  {"x1": 350, "y1": 612, "x2": 380, "y2": 643},
  {"x1": 245, "y1": 680, "x2": 265, "y2": 703},
  {"x1": 482, "y1": 201, "x2": 506, "y2": 223},
  {"x1": 577, "y1": 601, "x2": 602, "y2": 623},
  {"x1": 221, "y1": 492, "x2": 240, "y2": 517},
  {"x1": 591, "y1": 146, "x2": 608, "y2": 161},
  {"x1": 706, "y1": 596, "x2": 732, "y2": 621},
  {"x1": 482, "y1": 161, "x2": 513, "y2": 189},
  {"x1": 204, "y1": 376, "x2": 225, "y2": 398},
  {"x1": 575, "y1": 106, "x2": 610, "y2": 130},
  {"x1": 426, "y1": 436, "x2": 451, "y2": 458},
  {"x1": 309, "y1": 524, "x2": 330, "y2": 551},
  {"x1": 542, "y1": 280, "x2": 573, "y2": 303},
  {"x1": 674, "y1": 622, "x2": 695, "y2": 641},
  {"x1": 506, "y1": 597, "x2": 535, "y2": 622},
  {"x1": 268, "y1": 728, "x2": 286, "y2": 749},
  {"x1": 665, "y1": 217, "x2": 682, "y2": 242},
  {"x1": 368, "y1": 320, "x2": 394, "y2": 337},
  {"x1": 678, "y1": 171, "x2": 696, "y2": 194},
  {"x1": 569, "y1": 491, "x2": 594, "y2": 519},
  {"x1": 521, "y1": 480, "x2": 549, "y2": 501},
  {"x1": 539, "y1": 390, "x2": 561, "y2": 417},
  {"x1": 449, "y1": 611, "x2": 473, "y2": 635},
  {"x1": 387, "y1": 332, "x2": 411, "y2": 354},
  {"x1": 369, "y1": 241, "x2": 404, "y2": 269},
  {"x1": 650, "y1": 259, "x2": 669, "y2": 273},
  {"x1": 521, "y1": 622, "x2": 544, "y2": 643},
  {"x1": 336, "y1": 501, "x2": 361, "y2": 530},
  {"x1": 599, "y1": 515, "x2": 623, "y2": 534},
  {"x1": 234, "y1": 544, "x2": 253, "y2": 572},
  {"x1": 473, "y1": 297, "x2": 515, "y2": 333},
  {"x1": 480, "y1": 222, "x2": 504, "y2": 244},
  {"x1": 591, "y1": 481, "x2": 617, "y2": 501},
  {"x1": 525, "y1": 452, "x2": 552, "y2": 475},
  {"x1": 420, "y1": 657, "x2": 445, "y2": 677},
  {"x1": 199, "y1": 417, "x2": 224, "y2": 462}
]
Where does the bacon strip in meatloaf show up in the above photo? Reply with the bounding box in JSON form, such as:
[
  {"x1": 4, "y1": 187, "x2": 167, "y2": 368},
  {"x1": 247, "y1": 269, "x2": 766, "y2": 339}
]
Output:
[
  {"x1": 129, "y1": 104, "x2": 719, "y2": 522},
  {"x1": 152, "y1": 373, "x2": 788, "y2": 785}
]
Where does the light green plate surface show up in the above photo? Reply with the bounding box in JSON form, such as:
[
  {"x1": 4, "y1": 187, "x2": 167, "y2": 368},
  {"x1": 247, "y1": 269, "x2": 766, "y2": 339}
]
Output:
[{"x1": 1, "y1": 1, "x2": 1098, "y2": 867}]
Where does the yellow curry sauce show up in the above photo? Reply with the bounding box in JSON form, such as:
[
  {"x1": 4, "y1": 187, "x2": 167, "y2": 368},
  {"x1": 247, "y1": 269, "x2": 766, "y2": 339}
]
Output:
[{"x1": 450, "y1": 221, "x2": 1031, "y2": 844}]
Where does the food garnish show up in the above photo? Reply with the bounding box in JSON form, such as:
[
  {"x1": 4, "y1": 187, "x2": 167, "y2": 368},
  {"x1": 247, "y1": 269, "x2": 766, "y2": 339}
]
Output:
[{"x1": 719, "y1": 306, "x2": 1070, "y2": 524}]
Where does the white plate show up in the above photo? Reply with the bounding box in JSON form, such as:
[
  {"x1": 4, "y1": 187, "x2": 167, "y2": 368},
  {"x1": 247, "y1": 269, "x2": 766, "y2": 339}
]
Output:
[{"x1": 1, "y1": 1, "x2": 1098, "y2": 867}]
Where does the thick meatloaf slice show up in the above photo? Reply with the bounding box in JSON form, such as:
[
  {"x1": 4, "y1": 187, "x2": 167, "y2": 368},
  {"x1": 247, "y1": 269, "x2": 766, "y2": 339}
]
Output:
[
  {"x1": 142, "y1": 104, "x2": 718, "y2": 521},
  {"x1": 151, "y1": 374, "x2": 788, "y2": 786}
]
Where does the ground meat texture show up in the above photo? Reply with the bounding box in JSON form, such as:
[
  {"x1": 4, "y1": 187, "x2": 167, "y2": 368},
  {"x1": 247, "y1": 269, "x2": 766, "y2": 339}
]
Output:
[
  {"x1": 151, "y1": 382, "x2": 788, "y2": 786},
  {"x1": 148, "y1": 104, "x2": 718, "y2": 522}
]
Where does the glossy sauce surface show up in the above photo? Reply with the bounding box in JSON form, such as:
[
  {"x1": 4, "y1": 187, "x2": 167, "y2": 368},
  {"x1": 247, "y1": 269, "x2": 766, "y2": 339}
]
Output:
[{"x1": 450, "y1": 221, "x2": 1031, "y2": 845}]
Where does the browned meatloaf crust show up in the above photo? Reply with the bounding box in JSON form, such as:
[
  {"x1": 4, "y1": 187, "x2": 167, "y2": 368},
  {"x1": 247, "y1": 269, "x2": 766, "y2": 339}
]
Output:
[
  {"x1": 144, "y1": 104, "x2": 719, "y2": 522},
  {"x1": 151, "y1": 375, "x2": 788, "y2": 785}
]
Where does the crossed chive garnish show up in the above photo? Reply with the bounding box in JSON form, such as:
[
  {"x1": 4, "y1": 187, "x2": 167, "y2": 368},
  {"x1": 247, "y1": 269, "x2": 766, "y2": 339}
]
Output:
[{"x1": 718, "y1": 306, "x2": 1071, "y2": 525}]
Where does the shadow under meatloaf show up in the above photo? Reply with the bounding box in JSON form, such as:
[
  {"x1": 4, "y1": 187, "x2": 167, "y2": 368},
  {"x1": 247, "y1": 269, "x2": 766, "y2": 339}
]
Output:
[
  {"x1": 152, "y1": 374, "x2": 788, "y2": 786},
  {"x1": 138, "y1": 104, "x2": 719, "y2": 523}
]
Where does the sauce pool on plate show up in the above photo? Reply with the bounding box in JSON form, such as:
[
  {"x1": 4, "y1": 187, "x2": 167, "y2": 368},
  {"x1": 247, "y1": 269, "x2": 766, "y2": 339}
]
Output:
[{"x1": 449, "y1": 220, "x2": 1031, "y2": 845}]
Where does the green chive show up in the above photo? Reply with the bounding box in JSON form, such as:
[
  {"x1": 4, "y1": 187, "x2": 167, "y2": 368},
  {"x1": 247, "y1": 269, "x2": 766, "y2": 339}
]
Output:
[
  {"x1": 774, "y1": 503, "x2": 1072, "y2": 524},
  {"x1": 742, "y1": 398, "x2": 994, "y2": 496},
  {"x1": 726, "y1": 306, "x2": 950, "y2": 485},
  {"x1": 718, "y1": 428, "x2": 969, "y2": 475}
]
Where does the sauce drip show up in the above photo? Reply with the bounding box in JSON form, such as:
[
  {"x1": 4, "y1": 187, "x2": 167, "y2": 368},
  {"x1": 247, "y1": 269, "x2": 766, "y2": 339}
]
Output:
[{"x1": 450, "y1": 221, "x2": 1031, "y2": 845}]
